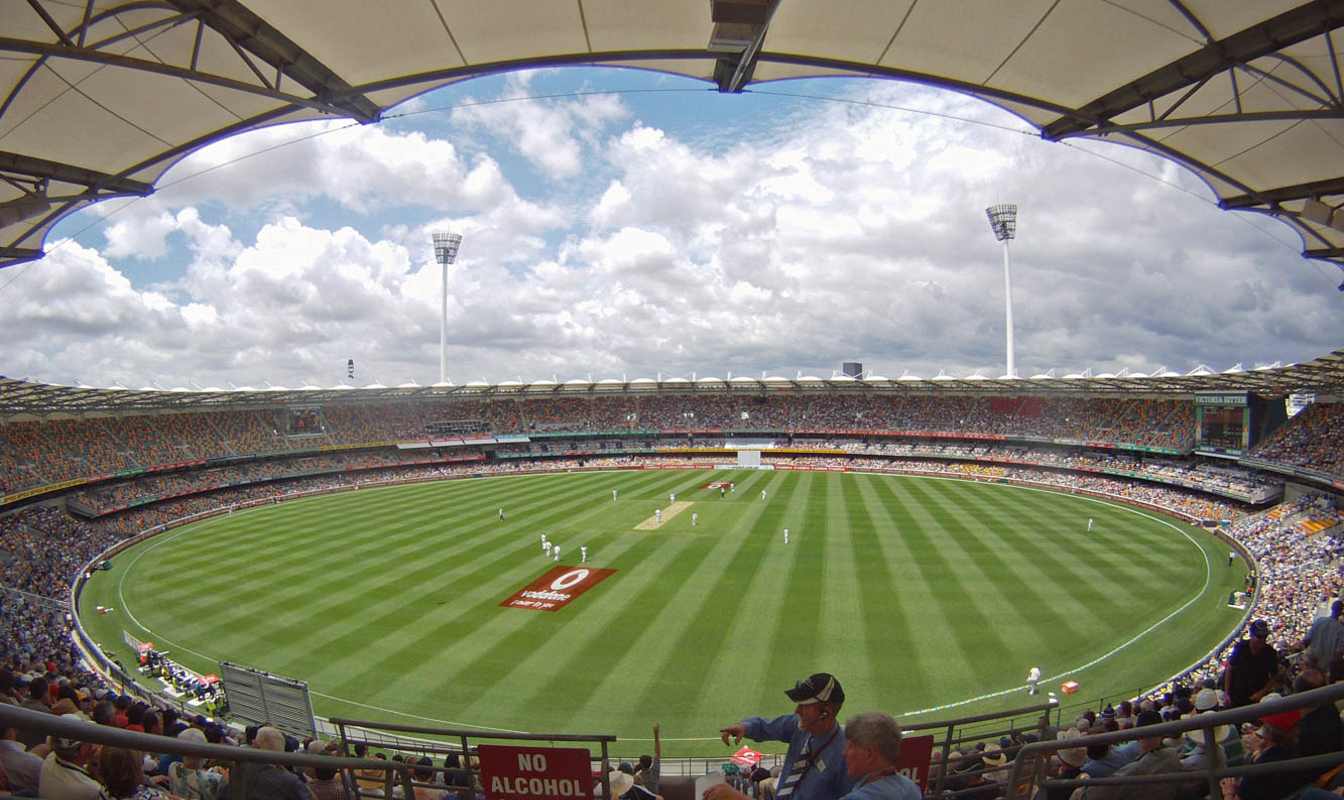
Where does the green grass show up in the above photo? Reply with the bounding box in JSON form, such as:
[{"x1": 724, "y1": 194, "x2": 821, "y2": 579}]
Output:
[{"x1": 78, "y1": 468, "x2": 1246, "y2": 755}]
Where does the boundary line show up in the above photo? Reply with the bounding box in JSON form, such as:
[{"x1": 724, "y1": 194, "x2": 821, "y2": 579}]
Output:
[{"x1": 102, "y1": 468, "x2": 1224, "y2": 736}]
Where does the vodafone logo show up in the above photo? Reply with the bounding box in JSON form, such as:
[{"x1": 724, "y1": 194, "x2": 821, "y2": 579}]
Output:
[
  {"x1": 502, "y1": 565, "x2": 616, "y2": 612},
  {"x1": 550, "y1": 569, "x2": 589, "y2": 591}
]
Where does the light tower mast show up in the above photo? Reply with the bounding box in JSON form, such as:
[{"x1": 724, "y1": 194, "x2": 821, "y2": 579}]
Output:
[
  {"x1": 985, "y1": 204, "x2": 1018, "y2": 378},
  {"x1": 431, "y1": 232, "x2": 462, "y2": 385}
]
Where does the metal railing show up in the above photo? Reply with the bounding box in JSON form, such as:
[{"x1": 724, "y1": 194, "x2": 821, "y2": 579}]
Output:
[
  {"x1": 330, "y1": 717, "x2": 618, "y2": 800},
  {"x1": 905, "y1": 699, "x2": 1058, "y2": 795},
  {"x1": 0, "y1": 704, "x2": 405, "y2": 800},
  {"x1": 1005, "y1": 683, "x2": 1344, "y2": 800}
]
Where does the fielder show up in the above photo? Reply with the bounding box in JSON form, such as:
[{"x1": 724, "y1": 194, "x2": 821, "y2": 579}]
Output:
[
  {"x1": 580, "y1": 545, "x2": 588, "y2": 563},
  {"x1": 540, "y1": 534, "x2": 547, "y2": 550},
  {"x1": 498, "y1": 508, "x2": 505, "y2": 521},
  {"x1": 760, "y1": 490, "x2": 767, "y2": 501},
  {"x1": 691, "y1": 512, "x2": 698, "y2": 527},
  {"x1": 553, "y1": 545, "x2": 560, "y2": 562},
  {"x1": 655, "y1": 508, "x2": 662, "y2": 525},
  {"x1": 1087, "y1": 518, "x2": 1093, "y2": 532},
  {"x1": 669, "y1": 492, "x2": 676, "y2": 504},
  {"x1": 783, "y1": 528, "x2": 789, "y2": 544},
  {"x1": 720, "y1": 486, "x2": 726, "y2": 498},
  {"x1": 544, "y1": 542, "x2": 552, "y2": 556},
  {"x1": 1027, "y1": 666, "x2": 1041, "y2": 695},
  {"x1": 612, "y1": 488, "x2": 618, "y2": 501}
]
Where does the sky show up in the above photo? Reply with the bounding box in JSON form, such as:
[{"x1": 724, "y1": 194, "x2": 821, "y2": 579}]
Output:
[{"x1": 2, "y1": 67, "x2": 1341, "y2": 389}]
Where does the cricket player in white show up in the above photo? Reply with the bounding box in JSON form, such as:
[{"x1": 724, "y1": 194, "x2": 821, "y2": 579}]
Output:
[
  {"x1": 498, "y1": 508, "x2": 505, "y2": 521},
  {"x1": 580, "y1": 545, "x2": 588, "y2": 563},
  {"x1": 553, "y1": 545, "x2": 560, "y2": 562},
  {"x1": 691, "y1": 512, "x2": 698, "y2": 527},
  {"x1": 761, "y1": 490, "x2": 767, "y2": 501},
  {"x1": 655, "y1": 508, "x2": 662, "y2": 525},
  {"x1": 669, "y1": 492, "x2": 676, "y2": 504},
  {"x1": 783, "y1": 528, "x2": 789, "y2": 544},
  {"x1": 1087, "y1": 518, "x2": 1094, "y2": 532},
  {"x1": 1027, "y1": 666, "x2": 1041, "y2": 695},
  {"x1": 544, "y1": 542, "x2": 552, "y2": 557},
  {"x1": 540, "y1": 534, "x2": 547, "y2": 550},
  {"x1": 612, "y1": 488, "x2": 618, "y2": 501}
]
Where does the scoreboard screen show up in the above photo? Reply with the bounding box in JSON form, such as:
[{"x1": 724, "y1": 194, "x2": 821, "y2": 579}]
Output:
[{"x1": 1195, "y1": 393, "x2": 1249, "y2": 455}]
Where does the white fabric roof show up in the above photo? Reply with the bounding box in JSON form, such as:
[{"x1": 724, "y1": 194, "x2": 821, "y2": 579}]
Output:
[{"x1": 1, "y1": 0, "x2": 1342, "y2": 272}]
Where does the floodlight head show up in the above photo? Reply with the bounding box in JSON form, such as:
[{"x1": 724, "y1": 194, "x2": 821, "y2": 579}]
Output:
[
  {"x1": 986, "y1": 204, "x2": 1018, "y2": 242},
  {"x1": 432, "y1": 231, "x2": 462, "y2": 265}
]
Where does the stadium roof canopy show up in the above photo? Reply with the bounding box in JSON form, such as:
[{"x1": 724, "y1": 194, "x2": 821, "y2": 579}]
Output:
[
  {"x1": 1, "y1": 1, "x2": 1343, "y2": 274},
  {"x1": 2, "y1": 350, "x2": 1341, "y2": 416}
]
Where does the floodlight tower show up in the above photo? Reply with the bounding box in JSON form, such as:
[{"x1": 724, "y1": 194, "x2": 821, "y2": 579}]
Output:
[
  {"x1": 985, "y1": 204, "x2": 1018, "y2": 379},
  {"x1": 431, "y1": 232, "x2": 463, "y2": 384}
]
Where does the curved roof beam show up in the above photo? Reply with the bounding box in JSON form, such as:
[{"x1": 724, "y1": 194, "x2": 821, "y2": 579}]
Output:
[
  {"x1": 1041, "y1": 1, "x2": 1344, "y2": 141},
  {"x1": 163, "y1": 0, "x2": 380, "y2": 123},
  {"x1": 1220, "y1": 177, "x2": 1344, "y2": 210}
]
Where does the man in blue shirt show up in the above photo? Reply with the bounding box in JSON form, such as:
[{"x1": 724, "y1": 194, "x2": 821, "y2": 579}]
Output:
[
  {"x1": 837, "y1": 712, "x2": 921, "y2": 800},
  {"x1": 709, "y1": 673, "x2": 852, "y2": 800}
]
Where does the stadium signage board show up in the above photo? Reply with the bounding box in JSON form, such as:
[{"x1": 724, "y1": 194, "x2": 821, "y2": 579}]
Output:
[
  {"x1": 500, "y1": 566, "x2": 616, "y2": 612},
  {"x1": 478, "y1": 744, "x2": 593, "y2": 800},
  {"x1": 894, "y1": 735, "x2": 935, "y2": 790}
]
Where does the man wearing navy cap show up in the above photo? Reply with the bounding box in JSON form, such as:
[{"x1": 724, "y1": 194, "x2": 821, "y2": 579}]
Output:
[
  {"x1": 708, "y1": 673, "x2": 852, "y2": 800},
  {"x1": 1225, "y1": 620, "x2": 1281, "y2": 708}
]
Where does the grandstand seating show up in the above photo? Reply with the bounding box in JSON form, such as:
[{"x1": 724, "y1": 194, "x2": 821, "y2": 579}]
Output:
[
  {"x1": 3, "y1": 394, "x2": 1343, "y2": 800},
  {"x1": 5, "y1": 396, "x2": 1339, "y2": 503}
]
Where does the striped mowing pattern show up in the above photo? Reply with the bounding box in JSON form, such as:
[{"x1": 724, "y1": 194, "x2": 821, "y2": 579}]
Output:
[{"x1": 79, "y1": 469, "x2": 1245, "y2": 755}]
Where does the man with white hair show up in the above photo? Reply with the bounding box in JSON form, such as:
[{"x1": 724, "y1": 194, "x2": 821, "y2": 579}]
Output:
[
  {"x1": 227, "y1": 726, "x2": 313, "y2": 800},
  {"x1": 836, "y1": 712, "x2": 920, "y2": 800}
]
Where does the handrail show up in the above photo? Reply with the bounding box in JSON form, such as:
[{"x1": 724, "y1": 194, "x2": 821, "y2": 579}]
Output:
[
  {"x1": 905, "y1": 699, "x2": 1059, "y2": 731},
  {"x1": 328, "y1": 716, "x2": 617, "y2": 742},
  {"x1": 0, "y1": 703, "x2": 415, "y2": 800},
  {"x1": 1006, "y1": 683, "x2": 1344, "y2": 800}
]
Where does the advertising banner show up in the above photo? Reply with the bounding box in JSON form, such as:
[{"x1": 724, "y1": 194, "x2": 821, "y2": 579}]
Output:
[
  {"x1": 895, "y1": 735, "x2": 935, "y2": 791},
  {"x1": 500, "y1": 566, "x2": 616, "y2": 612}
]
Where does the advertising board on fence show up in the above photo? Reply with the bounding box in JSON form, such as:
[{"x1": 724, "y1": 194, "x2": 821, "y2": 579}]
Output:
[
  {"x1": 500, "y1": 566, "x2": 616, "y2": 612},
  {"x1": 895, "y1": 734, "x2": 935, "y2": 791},
  {"x1": 478, "y1": 745, "x2": 593, "y2": 800}
]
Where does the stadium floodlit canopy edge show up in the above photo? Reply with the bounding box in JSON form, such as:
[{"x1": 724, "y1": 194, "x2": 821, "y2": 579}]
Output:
[
  {"x1": 1, "y1": 1, "x2": 1343, "y2": 275},
  {"x1": 1, "y1": 350, "x2": 1341, "y2": 416}
]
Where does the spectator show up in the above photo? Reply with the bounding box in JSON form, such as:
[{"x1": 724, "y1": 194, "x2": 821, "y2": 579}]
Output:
[
  {"x1": 1225, "y1": 621, "x2": 1280, "y2": 708},
  {"x1": 167, "y1": 727, "x2": 227, "y2": 800},
  {"x1": 39, "y1": 719, "x2": 108, "y2": 800}
]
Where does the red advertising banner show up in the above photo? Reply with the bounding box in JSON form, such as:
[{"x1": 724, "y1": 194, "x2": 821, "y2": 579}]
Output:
[
  {"x1": 500, "y1": 566, "x2": 617, "y2": 612},
  {"x1": 478, "y1": 745, "x2": 593, "y2": 800},
  {"x1": 894, "y1": 735, "x2": 935, "y2": 791}
]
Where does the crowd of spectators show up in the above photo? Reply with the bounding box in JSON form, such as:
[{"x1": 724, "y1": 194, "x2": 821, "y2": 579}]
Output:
[
  {"x1": 1253, "y1": 403, "x2": 1344, "y2": 478},
  {"x1": 2, "y1": 445, "x2": 1342, "y2": 800},
  {"x1": 1, "y1": 395, "x2": 1219, "y2": 496}
]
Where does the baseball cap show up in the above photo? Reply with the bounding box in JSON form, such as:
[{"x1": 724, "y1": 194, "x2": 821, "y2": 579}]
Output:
[
  {"x1": 785, "y1": 673, "x2": 844, "y2": 706},
  {"x1": 1249, "y1": 620, "x2": 1270, "y2": 638}
]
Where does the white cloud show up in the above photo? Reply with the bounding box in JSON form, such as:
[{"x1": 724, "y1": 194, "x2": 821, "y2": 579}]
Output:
[
  {"x1": 451, "y1": 73, "x2": 631, "y2": 179},
  {"x1": 11, "y1": 76, "x2": 1343, "y2": 388}
]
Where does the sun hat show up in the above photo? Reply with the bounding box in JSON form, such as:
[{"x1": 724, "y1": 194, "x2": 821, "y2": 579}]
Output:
[
  {"x1": 609, "y1": 770, "x2": 635, "y2": 797},
  {"x1": 1055, "y1": 729, "x2": 1085, "y2": 768}
]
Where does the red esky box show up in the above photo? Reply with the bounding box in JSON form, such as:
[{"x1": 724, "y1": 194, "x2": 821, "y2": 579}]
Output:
[{"x1": 500, "y1": 565, "x2": 616, "y2": 612}]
